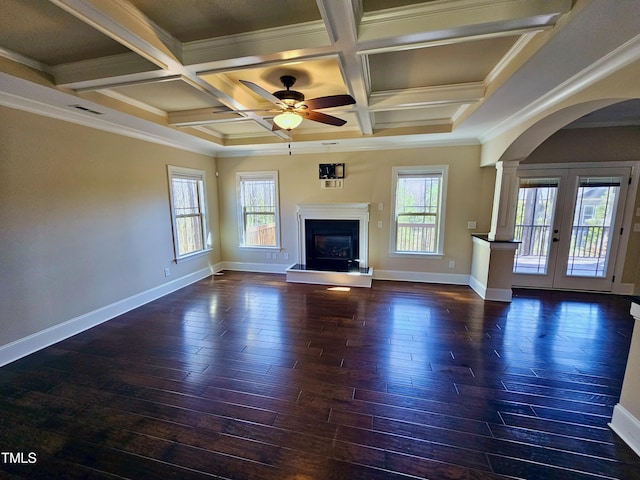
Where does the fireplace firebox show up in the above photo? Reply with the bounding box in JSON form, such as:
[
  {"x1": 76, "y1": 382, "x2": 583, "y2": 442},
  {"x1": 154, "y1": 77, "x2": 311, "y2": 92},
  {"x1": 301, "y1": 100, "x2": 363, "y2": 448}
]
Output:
[{"x1": 305, "y1": 219, "x2": 359, "y2": 271}]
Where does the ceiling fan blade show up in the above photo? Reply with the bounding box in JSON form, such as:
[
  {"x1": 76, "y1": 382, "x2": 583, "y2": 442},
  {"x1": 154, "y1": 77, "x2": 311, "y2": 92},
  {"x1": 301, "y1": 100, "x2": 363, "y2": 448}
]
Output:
[
  {"x1": 213, "y1": 108, "x2": 280, "y2": 113},
  {"x1": 239, "y1": 80, "x2": 282, "y2": 105},
  {"x1": 305, "y1": 110, "x2": 347, "y2": 126},
  {"x1": 303, "y1": 94, "x2": 355, "y2": 110}
]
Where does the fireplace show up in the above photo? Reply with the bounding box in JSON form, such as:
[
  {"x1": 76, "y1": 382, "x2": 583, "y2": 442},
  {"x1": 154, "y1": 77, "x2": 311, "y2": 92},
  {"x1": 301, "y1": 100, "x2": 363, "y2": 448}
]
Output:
[
  {"x1": 305, "y1": 219, "x2": 359, "y2": 271},
  {"x1": 286, "y1": 203, "x2": 372, "y2": 287}
]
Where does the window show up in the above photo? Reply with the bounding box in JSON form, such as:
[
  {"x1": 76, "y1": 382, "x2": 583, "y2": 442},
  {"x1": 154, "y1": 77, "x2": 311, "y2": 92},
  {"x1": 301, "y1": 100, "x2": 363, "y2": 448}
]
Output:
[
  {"x1": 391, "y1": 166, "x2": 447, "y2": 255},
  {"x1": 167, "y1": 166, "x2": 210, "y2": 260},
  {"x1": 236, "y1": 171, "x2": 280, "y2": 248}
]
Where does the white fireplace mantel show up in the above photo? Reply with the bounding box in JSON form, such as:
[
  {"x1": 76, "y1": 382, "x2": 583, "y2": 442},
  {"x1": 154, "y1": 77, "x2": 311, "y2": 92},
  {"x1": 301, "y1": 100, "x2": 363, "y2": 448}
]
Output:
[
  {"x1": 295, "y1": 203, "x2": 370, "y2": 269},
  {"x1": 286, "y1": 203, "x2": 372, "y2": 287}
]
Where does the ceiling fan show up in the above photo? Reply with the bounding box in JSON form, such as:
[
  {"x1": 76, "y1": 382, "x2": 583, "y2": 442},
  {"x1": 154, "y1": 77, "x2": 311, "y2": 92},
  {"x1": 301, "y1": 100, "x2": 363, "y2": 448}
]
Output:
[{"x1": 238, "y1": 75, "x2": 355, "y2": 130}]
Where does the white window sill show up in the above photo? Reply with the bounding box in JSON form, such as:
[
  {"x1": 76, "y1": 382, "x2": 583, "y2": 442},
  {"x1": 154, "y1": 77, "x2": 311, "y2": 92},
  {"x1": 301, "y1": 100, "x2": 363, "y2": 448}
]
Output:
[
  {"x1": 238, "y1": 245, "x2": 281, "y2": 251},
  {"x1": 175, "y1": 247, "x2": 212, "y2": 263},
  {"x1": 389, "y1": 251, "x2": 444, "y2": 259}
]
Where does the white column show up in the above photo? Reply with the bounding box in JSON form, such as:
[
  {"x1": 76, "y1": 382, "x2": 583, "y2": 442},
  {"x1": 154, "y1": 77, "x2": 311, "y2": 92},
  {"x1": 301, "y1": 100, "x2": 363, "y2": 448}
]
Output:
[{"x1": 489, "y1": 160, "x2": 520, "y2": 241}]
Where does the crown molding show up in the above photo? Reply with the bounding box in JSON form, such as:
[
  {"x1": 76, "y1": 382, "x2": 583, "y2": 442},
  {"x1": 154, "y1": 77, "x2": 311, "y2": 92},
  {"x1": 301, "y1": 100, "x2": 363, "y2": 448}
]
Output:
[
  {"x1": 215, "y1": 134, "x2": 479, "y2": 158},
  {"x1": 484, "y1": 31, "x2": 539, "y2": 87},
  {"x1": 0, "y1": 47, "x2": 51, "y2": 74}
]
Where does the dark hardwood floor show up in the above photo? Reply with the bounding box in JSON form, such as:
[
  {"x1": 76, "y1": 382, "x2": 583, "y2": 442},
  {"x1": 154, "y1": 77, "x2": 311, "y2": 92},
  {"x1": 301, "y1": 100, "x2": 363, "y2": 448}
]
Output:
[{"x1": 1, "y1": 271, "x2": 639, "y2": 479}]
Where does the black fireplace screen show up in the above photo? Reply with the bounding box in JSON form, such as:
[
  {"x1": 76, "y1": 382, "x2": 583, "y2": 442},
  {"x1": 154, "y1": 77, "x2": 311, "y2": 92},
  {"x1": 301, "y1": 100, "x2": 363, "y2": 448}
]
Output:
[
  {"x1": 305, "y1": 219, "x2": 359, "y2": 271},
  {"x1": 313, "y1": 235, "x2": 352, "y2": 260}
]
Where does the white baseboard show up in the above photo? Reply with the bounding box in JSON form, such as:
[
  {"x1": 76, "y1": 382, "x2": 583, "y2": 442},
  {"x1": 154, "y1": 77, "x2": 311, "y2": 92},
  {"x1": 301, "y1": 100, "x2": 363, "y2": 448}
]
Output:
[
  {"x1": 211, "y1": 261, "x2": 225, "y2": 274},
  {"x1": 373, "y1": 269, "x2": 470, "y2": 285},
  {"x1": 0, "y1": 267, "x2": 213, "y2": 367},
  {"x1": 469, "y1": 275, "x2": 513, "y2": 302},
  {"x1": 613, "y1": 283, "x2": 635, "y2": 295},
  {"x1": 610, "y1": 404, "x2": 640, "y2": 457},
  {"x1": 220, "y1": 264, "x2": 470, "y2": 287}
]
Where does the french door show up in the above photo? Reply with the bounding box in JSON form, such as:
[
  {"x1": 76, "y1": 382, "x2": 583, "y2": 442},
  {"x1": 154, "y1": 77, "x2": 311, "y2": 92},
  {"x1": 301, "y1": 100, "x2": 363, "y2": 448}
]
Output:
[{"x1": 512, "y1": 166, "x2": 630, "y2": 291}]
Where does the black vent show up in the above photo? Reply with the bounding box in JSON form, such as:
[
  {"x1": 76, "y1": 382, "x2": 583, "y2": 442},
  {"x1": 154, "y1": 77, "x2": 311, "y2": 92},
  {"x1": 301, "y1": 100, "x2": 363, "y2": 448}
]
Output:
[{"x1": 69, "y1": 104, "x2": 103, "y2": 115}]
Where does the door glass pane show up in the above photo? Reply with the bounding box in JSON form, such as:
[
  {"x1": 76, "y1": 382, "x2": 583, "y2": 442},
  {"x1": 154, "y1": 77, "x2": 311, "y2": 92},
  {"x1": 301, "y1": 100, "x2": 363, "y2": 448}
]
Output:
[
  {"x1": 566, "y1": 177, "x2": 620, "y2": 277},
  {"x1": 513, "y1": 179, "x2": 558, "y2": 274}
]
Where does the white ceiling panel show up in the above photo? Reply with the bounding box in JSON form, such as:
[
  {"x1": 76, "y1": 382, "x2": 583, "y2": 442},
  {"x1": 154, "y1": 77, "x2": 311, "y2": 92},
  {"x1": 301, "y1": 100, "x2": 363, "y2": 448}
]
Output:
[{"x1": 110, "y1": 78, "x2": 225, "y2": 112}]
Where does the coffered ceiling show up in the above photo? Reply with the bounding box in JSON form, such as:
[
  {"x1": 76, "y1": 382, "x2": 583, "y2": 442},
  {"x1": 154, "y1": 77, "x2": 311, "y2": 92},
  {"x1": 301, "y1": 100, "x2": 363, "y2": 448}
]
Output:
[{"x1": 1, "y1": 0, "x2": 639, "y2": 157}]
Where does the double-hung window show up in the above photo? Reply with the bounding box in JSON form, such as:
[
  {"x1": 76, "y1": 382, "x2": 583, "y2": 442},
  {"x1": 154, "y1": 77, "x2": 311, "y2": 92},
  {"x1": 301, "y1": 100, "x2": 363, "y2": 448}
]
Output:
[
  {"x1": 391, "y1": 166, "x2": 447, "y2": 255},
  {"x1": 236, "y1": 171, "x2": 280, "y2": 248},
  {"x1": 167, "y1": 166, "x2": 210, "y2": 260}
]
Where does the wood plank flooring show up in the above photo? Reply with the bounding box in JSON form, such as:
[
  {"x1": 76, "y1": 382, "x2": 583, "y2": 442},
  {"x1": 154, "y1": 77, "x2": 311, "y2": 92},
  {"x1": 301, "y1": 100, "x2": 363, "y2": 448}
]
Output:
[{"x1": 1, "y1": 271, "x2": 639, "y2": 479}]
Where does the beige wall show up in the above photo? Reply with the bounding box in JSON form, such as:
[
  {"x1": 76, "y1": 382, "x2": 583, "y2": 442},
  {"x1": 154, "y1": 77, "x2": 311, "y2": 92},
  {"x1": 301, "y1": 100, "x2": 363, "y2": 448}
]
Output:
[
  {"x1": 525, "y1": 127, "x2": 640, "y2": 164},
  {"x1": 3, "y1": 101, "x2": 639, "y2": 357},
  {"x1": 216, "y1": 146, "x2": 495, "y2": 276},
  {"x1": 0, "y1": 106, "x2": 220, "y2": 346}
]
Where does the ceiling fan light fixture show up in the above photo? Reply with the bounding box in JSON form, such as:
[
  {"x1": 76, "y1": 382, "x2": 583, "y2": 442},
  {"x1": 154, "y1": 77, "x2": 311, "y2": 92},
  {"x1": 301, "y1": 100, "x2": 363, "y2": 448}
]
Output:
[{"x1": 273, "y1": 111, "x2": 303, "y2": 130}]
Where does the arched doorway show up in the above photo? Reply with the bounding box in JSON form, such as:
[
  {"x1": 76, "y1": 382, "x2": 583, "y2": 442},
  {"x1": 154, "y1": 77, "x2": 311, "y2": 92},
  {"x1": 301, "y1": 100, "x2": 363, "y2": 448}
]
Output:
[{"x1": 505, "y1": 100, "x2": 640, "y2": 292}]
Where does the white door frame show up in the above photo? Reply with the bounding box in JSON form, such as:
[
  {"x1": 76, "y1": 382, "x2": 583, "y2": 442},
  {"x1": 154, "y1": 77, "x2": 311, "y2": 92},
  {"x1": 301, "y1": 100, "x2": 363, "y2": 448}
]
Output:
[{"x1": 514, "y1": 161, "x2": 639, "y2": 293}]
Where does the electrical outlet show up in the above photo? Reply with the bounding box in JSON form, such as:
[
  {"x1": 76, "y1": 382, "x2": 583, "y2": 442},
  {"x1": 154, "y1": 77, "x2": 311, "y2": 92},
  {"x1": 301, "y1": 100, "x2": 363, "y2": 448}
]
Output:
[
  {"x1": 448, "y1": 261, "x2": 455, "y2": 269},
  {"x1": 266, "y1": 252, "x2": 272, "y2": 259},
  {"x1": 467, "y1": 221, "x2": 477, "y2": 229},
  {"x1": 284, "y1": 253, "x2": 289, "y2": 260},
  {"x1": 164, "y1": 268, "x2": 170, "y2": 277},
  {"x1": 634, "y1": 223, "x2": 640, "y2": 232},
  {"x1": 378, "y1": 202, "x2": 384, "y2": 211},
  {"x1": 377, "y1": 220, "x2": 383, "y2": 228}
]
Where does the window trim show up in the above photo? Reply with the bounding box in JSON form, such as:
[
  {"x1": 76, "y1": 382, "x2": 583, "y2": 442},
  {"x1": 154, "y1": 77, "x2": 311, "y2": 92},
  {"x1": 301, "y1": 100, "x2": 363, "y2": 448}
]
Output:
[
  {"x1": 236, "y1": 171, "x2": 281, "y2": 249},
  {"x1": 167, "y1": 165, "x2": 211, "y2": 262},
  {"x1": 390, "y1": 165, "x2": 448, "y2": 256}
]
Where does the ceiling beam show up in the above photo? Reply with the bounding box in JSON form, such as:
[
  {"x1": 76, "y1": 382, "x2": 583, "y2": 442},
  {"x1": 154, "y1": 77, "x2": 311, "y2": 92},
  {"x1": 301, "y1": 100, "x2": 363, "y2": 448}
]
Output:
[
  {"x1": 358, "y1": 0, "x2": 572, "y2": 53},
  {"x1": 49, "y1": 0, "x2": 183, "y2": 70},
  {"x1": 316, "y1": 0, "x2": 373, "y2": 135},
  {"x1": 369, "y1": 83, "x2": 485, "y2": 111},
  {"x1": 54, "y1": 21, "x2": 336, "y2": 90},
  {"x1": 48, "y1": 0, "x2": 291, "y2": 139},
  {"x1": 183, "y1": 21, "x2": 333, "y2": 67}
]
